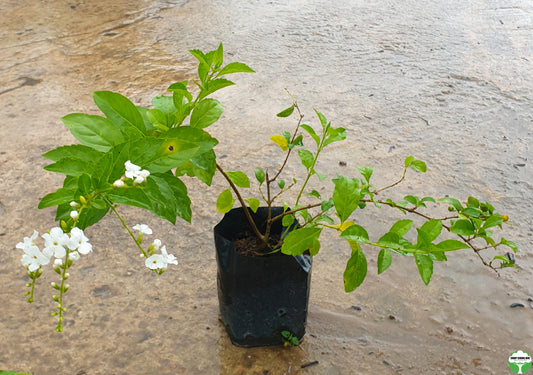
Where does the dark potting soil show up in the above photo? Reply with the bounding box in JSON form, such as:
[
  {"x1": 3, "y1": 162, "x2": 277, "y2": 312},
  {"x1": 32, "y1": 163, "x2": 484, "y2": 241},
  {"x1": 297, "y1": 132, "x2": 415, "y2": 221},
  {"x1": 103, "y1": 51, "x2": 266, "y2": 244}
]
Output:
[{"x1": 232, "y1": 234, "x2": 281, "y2": 257}]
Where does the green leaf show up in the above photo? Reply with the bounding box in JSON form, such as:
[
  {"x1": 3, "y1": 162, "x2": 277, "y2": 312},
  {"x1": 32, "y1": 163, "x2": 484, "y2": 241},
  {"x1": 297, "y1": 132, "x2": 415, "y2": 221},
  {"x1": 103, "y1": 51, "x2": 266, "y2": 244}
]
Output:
[
  {"x1": 281, "y1": 227, "x2": 322, "y2": 256},
  {"x1": 198, "y1": 78, "x2": 235, "y2": 101},
  {"x1": 300, "y1": 124, "x2": 320, "y2": 146},
  {"x1": 175, "y1": 149, "x2": 217, "y2": 185},
  {"x1": 43, "y1": 157, "x2": 94, "y2": 177},
  {"x1": 340, "y1": 224, "x2": 369, "y2": 243},
  {"x1": 277, "y1": 180, "x2": 285, "y2": 189},
  {"x1": 467, "y1": 196, "x2": 480, "y2": 208},
  {"x1": 501, "y1": 238, "x2": 518, "y2": 253},
  {"x1": 190, "y1": 99, "x2": 223, "y2": 129},
  {"x1": 216, "y1": 189, "x2": 235, "y2": 213},
  {"x1": 226, "y1": 171, "x2": 250, "y2": 188},
  {"x1": 218, "y1": 62, "x2": 255, "y2": 76},
  {"x1": 436, "y1": 239, "x2": 469, "y2": 251},
  {"x1": 213, "y1": 42, "x2": 224, "y2": 68},
  {"x1": 357, "y1": 166, "x2": 373, "y2": 183},
  {"x1": 61, "y1": 113, "x2": 126, "y2": 152},
  {"x1": 410, "y1": 160, "x2": 427, "y2": 173},
  {"x1": 414, "y1": 253, "x2": 433, "y2": 285},
  {"x1": 42, "y1": 144, "x2": 103, "y2": 162},
  {"x1": 389, "y1": 219, "x2": 413, "y2": 237},
  {"x1": 332, "y1": 175, "x2": 360, "y2": 222},
  {"x1": 38, "y1": 187, "x2": 77, "y2": 209},
  {"x1": 107, "y1": 188, "x2": 152, "y2": 210},
  {"x1": 404, "y1": 156, "x2": 414, "y2": 167},
  {"x1": 144, "y1": 174, "x2": 192, "y2": 223},
  {"x1": 482, "y1": 214, "x2": 503, "y2": 229},
  {"x1": 377, "y1": 248, "x2": 392, "y2": 274},
  {"x1": 276, "y1": 105, "x2": 295, "y2": 118},
  {"x1": 254, "y1": 168, "x2": 265, "y2": 185},
  {"x1": 313, "y1": 109, "x2": 328, "y2": 129},
  {"x1": 450, "y1": 219, "x2": 476, "y2": 236},
  {"x1": 419, "y1": 220, "x2": 442, "y2": 242},
  {"x1": 324, "y1": 127, "x2": 347, "y2": 146},
  {"x1": 298, "y1": 149, "x2": 314, "y2": 170},
  {"x1": 403, "y1": 195, "x2": 419, "y2": 206},
  {"x1": 246, "y1": 198, "x2": 260, "y2": 213},
  {"x1": 438, "y1": 197, "x2": 463, "y2": 211},
  {"x1": 93, "y1": 91, "x2": 146, "y2": 138},
  {"x1": 376, "y1": 232, "x2": 401, "y2": 248},
  {"x1": 343, "y1": 241, "x2": 367, "y2": 292}
]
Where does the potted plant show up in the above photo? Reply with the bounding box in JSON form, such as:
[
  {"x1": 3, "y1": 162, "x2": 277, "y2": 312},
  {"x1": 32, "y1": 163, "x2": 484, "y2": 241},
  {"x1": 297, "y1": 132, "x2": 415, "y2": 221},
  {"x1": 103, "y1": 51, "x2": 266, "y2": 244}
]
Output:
[{"x1": 16, "y1": 44, "x2": 518, "y2": 347}]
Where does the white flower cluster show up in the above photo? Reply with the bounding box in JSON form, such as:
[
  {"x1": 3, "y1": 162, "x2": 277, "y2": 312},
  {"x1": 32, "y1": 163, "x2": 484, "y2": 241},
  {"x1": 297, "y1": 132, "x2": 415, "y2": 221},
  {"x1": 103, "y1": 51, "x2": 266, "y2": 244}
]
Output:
[
  {"x1": 113, "y1": 160, "x2": 150, "y2": 187},
  {"x1": 132, "y1": 224, "x2": 178, "y2": 271},
  {"x1": 17, "y1": 227, "x2": 92, "y2": 272}
]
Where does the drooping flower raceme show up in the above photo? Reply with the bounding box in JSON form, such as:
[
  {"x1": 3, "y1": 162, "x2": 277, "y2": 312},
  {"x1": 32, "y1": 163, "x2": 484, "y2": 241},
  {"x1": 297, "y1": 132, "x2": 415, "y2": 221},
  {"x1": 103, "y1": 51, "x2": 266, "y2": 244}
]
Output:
[{"x1": 68, "y1": 227, "x2": 92, "y2": 255}]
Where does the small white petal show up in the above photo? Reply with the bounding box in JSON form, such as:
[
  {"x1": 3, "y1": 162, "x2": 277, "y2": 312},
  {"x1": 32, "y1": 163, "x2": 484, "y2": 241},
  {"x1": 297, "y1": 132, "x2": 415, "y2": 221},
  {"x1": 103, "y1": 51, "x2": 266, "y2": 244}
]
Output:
[
  {"x1": 134, "y1": 176, "x2": 145, "y2": 184},
  {"x1": 113, "y1": 179, "x2": 125, "y2": 188},
  {"x1": 133, "y1": 224, "x2": 152, "y2": 235},
  {"x1": 70, "y1": 201, "x2": 79, "y2": 207},
  {"x1": 70, "y1": 210, "x2": 79, "y2": 219}
]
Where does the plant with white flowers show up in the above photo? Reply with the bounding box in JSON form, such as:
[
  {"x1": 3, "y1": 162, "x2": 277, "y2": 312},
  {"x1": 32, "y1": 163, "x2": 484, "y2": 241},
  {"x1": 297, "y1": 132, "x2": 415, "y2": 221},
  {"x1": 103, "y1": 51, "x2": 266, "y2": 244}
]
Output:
[{"x1": 19, "y1": 43, "x2": 519, "y2": 333}]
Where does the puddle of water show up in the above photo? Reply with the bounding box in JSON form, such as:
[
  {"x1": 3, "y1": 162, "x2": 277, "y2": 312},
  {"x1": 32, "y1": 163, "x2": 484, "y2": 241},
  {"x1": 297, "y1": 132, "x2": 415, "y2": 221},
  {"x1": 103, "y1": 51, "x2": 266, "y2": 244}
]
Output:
[{"x1": 0, "y1": 0, "x2": 531, "y2": 374}]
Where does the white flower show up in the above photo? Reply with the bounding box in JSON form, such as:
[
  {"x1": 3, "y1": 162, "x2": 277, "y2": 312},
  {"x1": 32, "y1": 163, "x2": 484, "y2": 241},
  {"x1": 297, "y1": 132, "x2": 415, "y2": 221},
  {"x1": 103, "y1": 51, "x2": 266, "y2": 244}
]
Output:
[
  {"x1": 145, "y1": 254, "x2": 167, "y2": 270},
  {"x1": 145, "y1": 245, "x2": 178, "y2": 270},
  {"x1": 21, "y1": 246, "x2": 50, "y2": 272},
  {"x1": 151, "y1": 239, "x2": 162, "y2": 251},
  {"x1": 70, "y1": 210, "x2": 79, "y2": 219},
  {"x1": 69, "y1": 251, "x2": 80, "y2": 261},
  {"x1": 133, "y1": 224, "x2": 152, "y2": 235},
  {"x1": 113, "y1": 179, "x2": 125, "y2": 188},
  {"x1": 161, "y1": 246, "x2": 178, "y2": 266},
  {"x1": 16, "y1": 230, "x2": 39, "y2": 252},
  {"x1": 42, "y1": 227, "x2": 69, "y2": 259},
  {"x1": 69, "y1": 201, "x2": 79, "y2": 207},
  {"x1": 54, "y1": 258, "x2": 63, "y2": 266},
  {"x1": 124, "y1": 160, "x2": 150, "y2": 184},
  {"x1": 68, "y1": 227, "x2": 92, "y2": 255},
  {"x1": 17, "y1": 230, "x2": 49, "y2": 272},
  {"x1": 125, "y1": 160, "x2": 142, "y2": 179}
]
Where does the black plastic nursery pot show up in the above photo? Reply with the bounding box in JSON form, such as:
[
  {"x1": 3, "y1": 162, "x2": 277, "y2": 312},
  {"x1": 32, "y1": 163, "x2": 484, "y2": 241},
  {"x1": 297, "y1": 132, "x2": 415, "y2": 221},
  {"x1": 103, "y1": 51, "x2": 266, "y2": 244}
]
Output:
[{"x1": 214, "y1": 207, "x2": 312, "y2": 347}]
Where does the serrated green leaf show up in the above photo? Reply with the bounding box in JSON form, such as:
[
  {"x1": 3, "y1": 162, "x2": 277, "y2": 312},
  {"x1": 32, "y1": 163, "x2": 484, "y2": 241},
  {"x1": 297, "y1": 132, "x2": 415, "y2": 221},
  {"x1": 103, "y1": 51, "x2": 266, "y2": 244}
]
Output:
[
  {"x1": 107, "y1": 188, "x2": 152, "y2": 210},
  {"x1": 190, "y1": 98, "x2": 223, "y2": 129},
  {"x1": 43, "y1": 157, "x2": 94, "y2": 177},
  {"x1": 276, "y1": 105, "x2": 295, "y2": 118},
  {"x1": 377, "y1": 248, "x2": 392, "y2": 274},
  {"x1": 216, "y1": 189, "x2": 234, "y2": 213},
  {"x1": 501, "y1": 238, "x2": 518, "y2": 253},
  {"x1": 61, "y1": 113, "x2": 126, "y2": 152},
  {"x1": 175, "y1": 149, "x2": 216, "y2": 185},
  {"x1": 144, "y1": 173, "x2": 191, "y2": 223},
  {"x1": 313, "y1": 109, "x2": 328, "y2": 128},
  {"x1": 227, "y1": 171, "x2": 250, "y2": 188},
  {"x1": 213, "y1": 42, "x2": 224, "y2": 68}
]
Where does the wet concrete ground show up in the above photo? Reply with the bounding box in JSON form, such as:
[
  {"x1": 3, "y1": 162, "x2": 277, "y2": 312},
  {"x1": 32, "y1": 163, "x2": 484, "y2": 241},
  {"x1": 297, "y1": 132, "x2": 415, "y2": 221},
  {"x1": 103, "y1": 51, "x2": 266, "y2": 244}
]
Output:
[{"x1": 1, "y1": 0, "x2": 532, "y2": 374}]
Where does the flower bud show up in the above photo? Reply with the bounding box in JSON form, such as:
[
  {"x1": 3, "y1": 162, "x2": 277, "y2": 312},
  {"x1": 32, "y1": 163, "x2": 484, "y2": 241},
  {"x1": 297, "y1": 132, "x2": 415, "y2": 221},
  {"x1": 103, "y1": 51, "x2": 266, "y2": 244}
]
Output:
[
  {"x1": 113, "y1": 179, "x2": 125, "y2": 188},
  {"x1": 52, "y1": 295, "x2": 59, "y2": 302},
  {"x1": 79, "y1": 196, "x2": 87, "y2": 205},
  {"x1": 70, "y1": 210, "x2": 79, "y2": 220},
  {"x1": 70, "y1": 201, "x2": 79, "y2": 207}
]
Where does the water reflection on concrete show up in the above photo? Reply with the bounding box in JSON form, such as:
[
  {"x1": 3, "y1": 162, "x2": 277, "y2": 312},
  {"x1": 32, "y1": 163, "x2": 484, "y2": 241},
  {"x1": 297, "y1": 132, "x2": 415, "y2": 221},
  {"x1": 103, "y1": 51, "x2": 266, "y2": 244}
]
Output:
[{"x1": 1, "y1": 0, "x2": 532, "y2": 374}]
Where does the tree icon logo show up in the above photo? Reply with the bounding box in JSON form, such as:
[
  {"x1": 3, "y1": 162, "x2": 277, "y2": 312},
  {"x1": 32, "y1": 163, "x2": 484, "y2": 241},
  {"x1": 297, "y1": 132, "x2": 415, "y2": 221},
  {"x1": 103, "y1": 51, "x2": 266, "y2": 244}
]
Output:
[{"x1": 509, "y1": 350, "x2": 532, "y2": 374}]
